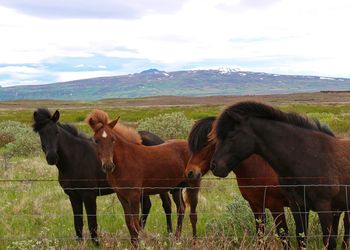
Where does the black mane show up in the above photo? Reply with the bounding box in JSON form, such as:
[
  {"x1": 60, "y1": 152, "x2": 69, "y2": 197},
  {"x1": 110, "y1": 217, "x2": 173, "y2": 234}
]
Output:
[
  {"x1": 33, "y1": 108, "x2": 88, "y2": 139},
  {"x1": 32, "y1": 108, "x2": 53, "y2": 132},
  {"x1": 217, "y1": 102, "x2": 334, "y2": 139},
  {"x1": 58, "y1": 123, "x2": 89, "y2": 139},
  {"x1": 188, "y1": 116, "x2": 216, "y2": 153}
]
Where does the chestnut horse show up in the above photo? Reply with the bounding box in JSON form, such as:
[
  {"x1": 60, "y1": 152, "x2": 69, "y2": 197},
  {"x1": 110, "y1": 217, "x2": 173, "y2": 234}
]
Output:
[
  {"x1": 185, "y1": 116, "x2": 291, "y2": 249},
  {"x1": 210, "y1": 101, "x2": 350, "y2": 250},
  {"x1": 86, "y1": 110, "x2": 200, "y2": 247}
]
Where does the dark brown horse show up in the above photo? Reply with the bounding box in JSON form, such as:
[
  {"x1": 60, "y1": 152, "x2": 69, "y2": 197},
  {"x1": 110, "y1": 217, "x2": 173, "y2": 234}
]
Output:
[
  {"x1": 210, "y1": 101, "x2": 350, "y2": 250},
  {"x1": 185, "y1": 116, "x2": 290, "y2": 248},
  {"x1": 86, "y1": 110, "x2": 200, "y2": 247},
  {"x1": 33, "y1": 109, "x2": 176, "y2": 244}
]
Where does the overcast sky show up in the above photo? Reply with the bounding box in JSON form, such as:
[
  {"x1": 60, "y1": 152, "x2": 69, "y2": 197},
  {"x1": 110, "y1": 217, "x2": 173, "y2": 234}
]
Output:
[{"x1": 0, "y1": 0, "x2": 349, "y2": 87}]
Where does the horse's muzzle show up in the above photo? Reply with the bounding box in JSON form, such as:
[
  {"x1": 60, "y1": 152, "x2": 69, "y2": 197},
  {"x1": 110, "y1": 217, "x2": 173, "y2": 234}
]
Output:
[
  {"x1": 210, "y1": 159, "x2": 229, "y2": 178},
  {"x1": 102, "y1": 163, "x2": 116, "y2": 173},
  {"x1": 186, "y1": 170, "x2": 202, "y2": 180},
  {"x1": 46, "y1": 152, "x2": 58, "y2": 165}
]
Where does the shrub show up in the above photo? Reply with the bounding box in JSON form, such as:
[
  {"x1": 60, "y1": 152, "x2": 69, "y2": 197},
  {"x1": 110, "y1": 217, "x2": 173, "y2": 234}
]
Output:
[
  {"x1": 307, "y1": 112, "x2": 350, "y2": 135},
  {"x1": 0, "y1": 121, "x2": 41, "y2": 158},
  {"x1": 0, "y1": 132, "x2": 15, "y2": 147},
  {"x1": 137, "y1": 112, "x2": 193, "y2": 139},
  {"x1": 205, "y1": 194, "x2": 256, "y2": 242}
]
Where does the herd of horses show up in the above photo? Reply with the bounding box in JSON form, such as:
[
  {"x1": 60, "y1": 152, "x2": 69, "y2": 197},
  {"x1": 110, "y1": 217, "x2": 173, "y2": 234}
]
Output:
[{"x1": 32, "y1": 101, "x2": 350, "y2": 250}]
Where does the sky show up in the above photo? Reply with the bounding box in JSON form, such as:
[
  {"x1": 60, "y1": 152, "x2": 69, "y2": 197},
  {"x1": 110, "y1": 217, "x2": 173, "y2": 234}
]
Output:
[{"x1": 0, "y1": 0, "x2": 349, "y2": 87}]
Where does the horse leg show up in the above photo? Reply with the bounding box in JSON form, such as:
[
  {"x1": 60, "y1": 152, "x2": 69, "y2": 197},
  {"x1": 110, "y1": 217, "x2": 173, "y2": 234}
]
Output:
[
  {"x1": 139, "y1": 195, "x2": 151, "y2": 229},
  {"x1": 83, "y1": 194, "x2": 99, "y2": 246},
  {"x1": 248, "y1": 203, "x2": 265, "y2": 235},
  {"x1": 171, "y1": 188, "x2": 185, "y2": 239},
  {"x1": 186, "y1": 187, "x2": 199, "y2": 242},
  {"x1": 271, "y1": 209, "x2": 291, "y2": 250},
  {"x1": 249, "y1": 204, "x2": 266, "y2": 247},
  {"x1": 343, "y1": 211, "x2": 350, "y2": 250},
  {"x1": 159, "y1": 192, "x2": 173, "y2": 234},
  {"x1": 290, "y1": 204, "x2": 309, "y2": 250},
  {"x1": 318, "y1": 211, "x2": 337, "y2": 250},
  {"x1": 332, "y1": 211, "x2": 340, "y2": 248},
  {"x1": 68, "y1": 194, "x2": 84, "y2": 241},
  {"x1": 129, "y1": 194, "x2": 142, "y2": 248},
  {"x1": 117, "y1": 193, "x2": 139, "y2": 248}
]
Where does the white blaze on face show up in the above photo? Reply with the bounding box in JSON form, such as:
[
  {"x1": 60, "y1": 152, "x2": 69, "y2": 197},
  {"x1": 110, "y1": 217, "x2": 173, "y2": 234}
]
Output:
[{"x1": 102, "y1": 130, "x2": 108, "y2": 138}]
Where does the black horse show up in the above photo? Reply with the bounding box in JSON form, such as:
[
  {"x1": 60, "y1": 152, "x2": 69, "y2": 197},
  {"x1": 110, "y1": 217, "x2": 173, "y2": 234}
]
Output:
[
  {"x1": 210, "y1": 101, "x2": 350, "y2": 249},
  {"x1": 33, "y1": 109, "x2": 174, "y2": 244}
]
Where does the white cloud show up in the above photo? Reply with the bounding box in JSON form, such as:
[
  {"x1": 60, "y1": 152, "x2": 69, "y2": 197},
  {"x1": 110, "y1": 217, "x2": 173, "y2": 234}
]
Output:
[
  {"x1": 0, "y1": 0, "x2": 187, "y2": 19},
  {"x1": 74, "y1": 64, "x2": 85, "y2": 68},
  {"x1": 0, "y1": 66, "x2": 42, "y2": 74},
  {"x1": 0, "y1": 0, "x2": 350, "y2": 86},
  {"x1": 55, "y1": 70, "x2": 116, "y2": 82}
]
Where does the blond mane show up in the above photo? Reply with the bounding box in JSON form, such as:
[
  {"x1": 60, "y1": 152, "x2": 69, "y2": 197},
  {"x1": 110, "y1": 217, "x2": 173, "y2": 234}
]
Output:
[
  {"x1": 208, "y1": 116, "x2": 218, "y2": 143},
  {"x1": 85, "y1": 109, "x2": 142, "y2": 145}
]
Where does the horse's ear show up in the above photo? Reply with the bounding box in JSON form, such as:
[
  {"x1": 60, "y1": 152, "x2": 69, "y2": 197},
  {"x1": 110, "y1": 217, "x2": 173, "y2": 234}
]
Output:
[
  {"x1": 51, "y1": 110, "x2": 60, "y2": 123},
  {"x1": 108, "y1": 116, "x2": 120, "y2": 129}
]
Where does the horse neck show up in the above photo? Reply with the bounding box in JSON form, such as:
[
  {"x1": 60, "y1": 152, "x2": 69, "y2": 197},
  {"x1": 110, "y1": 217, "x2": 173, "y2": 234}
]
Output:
[
  {"x1": 249, "y1": 118, "x2": 331, "y2": 179},
  {"x1": 56, "y1": 127, "x2": 83, "y2": 171},
  {"x1": 113, "y1": 133, "x2": 137, "y2": 169}
]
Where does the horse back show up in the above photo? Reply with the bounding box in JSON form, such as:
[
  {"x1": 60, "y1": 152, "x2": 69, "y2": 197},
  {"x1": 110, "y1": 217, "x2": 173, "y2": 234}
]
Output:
[
  {"x1": 113, "y1": 139, "x2": 189, "y2": 192},
  {"x1": 165, "y1": 139, "x2": 191, "y2": 165}
]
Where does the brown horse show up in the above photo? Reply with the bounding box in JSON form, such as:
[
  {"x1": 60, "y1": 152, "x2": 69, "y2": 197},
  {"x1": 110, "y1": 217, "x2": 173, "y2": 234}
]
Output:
[
  {"x1": 210, "y1": 101, "x2": 350, "y2": 250},
  {"x1": 185, "y1": 116, "x2": 291, "y2": 249},
  {"x1": 86, "y1": 110, "x2": 200, "y2": 247}
]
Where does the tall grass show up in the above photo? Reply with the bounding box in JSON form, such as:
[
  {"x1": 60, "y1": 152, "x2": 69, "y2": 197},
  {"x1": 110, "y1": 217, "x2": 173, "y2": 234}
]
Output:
[{"x1": 1, "y1": 102, "x2": 350, "y2": 249}]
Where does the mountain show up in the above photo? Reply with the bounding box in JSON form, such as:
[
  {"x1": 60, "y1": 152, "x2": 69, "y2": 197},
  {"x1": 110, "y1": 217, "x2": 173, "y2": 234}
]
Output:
[{"x1": 1, "y1": 68, "x2": 350, "y2": 100}]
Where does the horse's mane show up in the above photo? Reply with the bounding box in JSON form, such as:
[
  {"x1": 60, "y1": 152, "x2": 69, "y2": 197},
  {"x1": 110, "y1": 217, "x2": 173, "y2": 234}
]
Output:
[
  {"x1": 33, "y1": 108, "x2": 88, "y2": 139},
  {"x1": 214, "y1": 101, "x2": 335, "y2": 140},
  {"x1": 58, "y1": 123, "x2": 88, "y2": 139},
  {"x1": 188, "y1": 117, "x2": 216, "y2": 154},
  {"x1": 85, "y1": 109, "x2": 142, "y2": 144}
]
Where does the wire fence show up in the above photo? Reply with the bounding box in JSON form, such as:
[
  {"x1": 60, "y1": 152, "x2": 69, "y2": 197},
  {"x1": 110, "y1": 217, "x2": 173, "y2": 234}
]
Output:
[{"x1": 1, "y1": 177, "x2": 350, "y2": 249}]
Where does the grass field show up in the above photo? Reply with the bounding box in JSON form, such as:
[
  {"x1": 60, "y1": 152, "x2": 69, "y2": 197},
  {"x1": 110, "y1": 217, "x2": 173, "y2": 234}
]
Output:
[{"x1": 1, "y1": 94, "x2": 350, "y2": 249}]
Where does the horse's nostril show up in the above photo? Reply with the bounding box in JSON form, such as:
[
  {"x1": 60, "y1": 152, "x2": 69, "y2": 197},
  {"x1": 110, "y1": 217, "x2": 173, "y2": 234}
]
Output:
[
  {"x1": 187, "y1": 171, "x2": 194, "y2": 179},
  {"x1": 103, "y1": 163, "x2": 116, "y2": 173}
]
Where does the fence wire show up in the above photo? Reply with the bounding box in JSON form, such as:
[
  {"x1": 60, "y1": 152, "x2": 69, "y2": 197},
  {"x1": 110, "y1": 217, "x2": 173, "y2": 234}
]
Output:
[{"x1": 1, "y1": 177, "x2": 350, "y2": 248}]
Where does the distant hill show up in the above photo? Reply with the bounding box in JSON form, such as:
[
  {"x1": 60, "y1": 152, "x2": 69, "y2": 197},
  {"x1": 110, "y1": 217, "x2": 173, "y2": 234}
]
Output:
[{"x1": 1, "y1": 68, "x2": 350, "y2": 100}]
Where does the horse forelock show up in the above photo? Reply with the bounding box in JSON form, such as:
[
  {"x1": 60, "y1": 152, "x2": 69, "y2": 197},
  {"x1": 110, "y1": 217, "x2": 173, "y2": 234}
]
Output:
[
  {"x1": 32, "y1": 108, "x2": 53, "y2": 132},
  {"x1": 211, "y1": 110, "x2": 233, "y2": 141},
  {"x1": 188, "y1": 117, "x2": 216, "y2": 153},
  {"x1": 220, "y1": 101, "x2": 335, "y2": 137},
  {"x1": 85, "y1": 109, "x2": 142, "y2": 144},
  {"x1": 208, "y1": 115, "x2": 222, "y2": 144},
  {"x1": 85, "y1": 109, "x2": 109, "y2": 132}
]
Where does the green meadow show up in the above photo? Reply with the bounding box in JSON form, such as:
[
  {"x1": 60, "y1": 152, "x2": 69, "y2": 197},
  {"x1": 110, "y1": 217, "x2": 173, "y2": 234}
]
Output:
[{"x1": 1, "y1": 99, "x2": 350, "y2": 249}]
